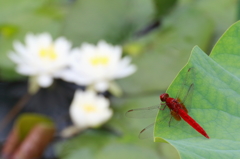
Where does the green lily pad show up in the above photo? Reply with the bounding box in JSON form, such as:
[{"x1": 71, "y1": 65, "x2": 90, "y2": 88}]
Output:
[
  {"x1": 210, "y1": 21, "x2": 240, "y2": 78},
  {"x1": 154, "y1": 21, "x2": 240, "y2": 158}
]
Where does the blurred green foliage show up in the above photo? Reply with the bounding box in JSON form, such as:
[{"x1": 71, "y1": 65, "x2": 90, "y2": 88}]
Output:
[{"x1": 0, "y1": 0, "x2": 238, "y2": 159}]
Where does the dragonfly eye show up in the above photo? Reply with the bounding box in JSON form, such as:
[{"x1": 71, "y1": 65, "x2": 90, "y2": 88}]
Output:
[{"x1": 160, "y1": 93, "x2": 169, "y2": 102}]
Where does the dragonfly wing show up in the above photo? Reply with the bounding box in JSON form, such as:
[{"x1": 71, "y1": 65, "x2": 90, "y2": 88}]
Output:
[
  {"x1": 125, "y1": 105, "x2": 161, "y2": 118},
  {"x1": 138, "y1": 111, "x2": 173, "y2": 139},
  {"x1": 175, "y1": 67, "x2": 193, "y2": 99},
  {"x1": 138, "y1": 122, "x2": 155, "y2": 139},
  {"x1": 171, "y1": 110, "x2": 181, "y2": 121},
  {"x1": 177, "y1": 83, "x2": 194, "y2": 113},
  {"x1": 181, "y1": 83, "x2": 194, "y2": 104},
  {"x1": 174, "y1": 67, "x2": 195, "y2": 113},
  {"x1": 175, "y1": 67, "x2": 195, "y2": 106}
]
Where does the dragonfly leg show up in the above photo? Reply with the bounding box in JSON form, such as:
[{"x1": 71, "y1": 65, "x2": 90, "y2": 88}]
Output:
[
  {"x1": 168, "y1": 115, "x2": 173, "y2": 127},
  {"x1": 160, "y1": 103, "x2": 167, "y2": 110}
]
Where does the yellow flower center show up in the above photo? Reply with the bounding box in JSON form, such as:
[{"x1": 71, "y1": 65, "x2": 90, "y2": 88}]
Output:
[
  {"x1": 39, "y1": 46, "x2": 57, "y2": 60},
  {"x1": 90, "y1": 56, "x2": 109, "y2": 66},
  {"x1": 83, "y1": 104, "x2": 97, "y2": 113}
]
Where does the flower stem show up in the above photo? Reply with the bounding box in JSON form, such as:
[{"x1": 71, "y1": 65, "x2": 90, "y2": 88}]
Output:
[{"x1": 0, "y1": 93, "x2": 31, "y2": 132}]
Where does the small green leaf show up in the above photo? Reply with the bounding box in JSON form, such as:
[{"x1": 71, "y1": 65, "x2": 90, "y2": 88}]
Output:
[
  {"x1": 154, "y1": 21, "x2": 240, "y2": 158},
  {"x1": 0, "y1": 24, "x2": 19, "y2": 37},
  {"x1": 15, "y1": 113, "x2": 55, "y2": 141}
]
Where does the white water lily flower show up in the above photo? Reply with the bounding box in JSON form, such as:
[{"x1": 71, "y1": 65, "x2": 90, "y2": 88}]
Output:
[
  {"x1": 61, "y1": 40, "x2": 136, "y2": 92},
  {"x1": 9, "y1": 33, "x2": 72, "y2": 87},
  {"x1": 70, "y1": 90, "x2": 112, "y2": 128}
]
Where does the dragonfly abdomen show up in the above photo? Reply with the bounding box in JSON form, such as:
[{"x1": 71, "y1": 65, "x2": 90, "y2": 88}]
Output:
[{"x1": 178, "y1": 109, "x2": 209, "y2": 139}]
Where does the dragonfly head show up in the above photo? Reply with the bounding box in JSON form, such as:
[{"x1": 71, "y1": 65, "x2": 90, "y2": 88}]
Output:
[{"x1": 160, "y1": 93, "x2": 169, "y2": 102}]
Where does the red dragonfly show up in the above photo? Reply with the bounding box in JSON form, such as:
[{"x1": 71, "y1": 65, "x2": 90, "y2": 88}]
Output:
[{"x1": 126, "y1": 68, "x2": 210, "y2": 139}]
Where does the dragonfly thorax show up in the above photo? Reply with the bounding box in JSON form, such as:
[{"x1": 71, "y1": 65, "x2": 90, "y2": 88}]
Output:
[{"x1": 165, "y1": 98, "x2": 179, "y2": 110}]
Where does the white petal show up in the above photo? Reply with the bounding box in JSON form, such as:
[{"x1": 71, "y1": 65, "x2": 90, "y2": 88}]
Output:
[
  {"x1": 119, "y1": 56, "x2": 132, "y2": 67},
  {"x1": 59, "y1": 69, "x2": 93, "y2": 86},
  {"x1": 112, "y1": 46, "x2": 122, "y2": 59},
  {"x1": 97, "y1": 40, "x2": 109, "y2": 47},
  {"x1": 70, "y1": 90, "x2": 112, "y2": 128},
  {"x1": 95, "y1": 95, "x2": 110, "y2": 109},
  {"x1": 54, "y1": 37, "x2": 71, "y2": 54},
  {"x1": 16, "y1": 65, "x2": 37, "y2": 75},
  {"x1": 10, "y1": 33, "x2": 73, "y2": 81},
  {"x1": 115, "y1": 65, "x2": 137, "y2": 78},
  {"x1": 13, "y1": 41, "x2": 29, "y2": 58},
  {"x1": 65, "y1": 40, "x2": 136, "y2": 89},
  {"x1": 37, "y1": 74, "x2": 53, "y2": 87},
  {"x1": 38, "y1": 33, "x2": 52, "y2": 47},
  {"x1": 8, "y1": 53, "x2": 23, "y2": 64},
  {"x1": 98, "y1": 40, "x2": 112, "y2": 52},
  {"x1": 57, "y1": 70, "x2": 75, "y2": 81},
  {"x1": 80, "y1": 43, "x2": 96, "y2": 54},
  {"x1": 94, "y1": 81, "x2": 109, "y2": 92},
  {"x1": 114, "y1": 56, "x2": 137, "y2": 78},
  {"x1": 25, "y1": 33, "x2": 37, "y2": 47},
  {"x1": 98, "y1": 40, "x2": 122, "y2": 59},
  {"x1": 86, "y1": 109, "x2": 112, "y2": 127}
]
